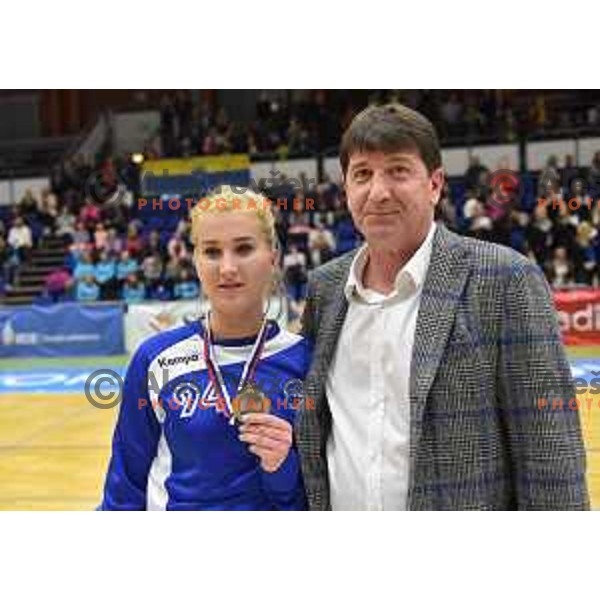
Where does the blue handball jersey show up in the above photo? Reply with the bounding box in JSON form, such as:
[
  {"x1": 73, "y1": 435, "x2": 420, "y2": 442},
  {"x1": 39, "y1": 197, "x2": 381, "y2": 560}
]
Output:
[{"x1": 100, "y1": 320, "x2": 312, "y2": 511}]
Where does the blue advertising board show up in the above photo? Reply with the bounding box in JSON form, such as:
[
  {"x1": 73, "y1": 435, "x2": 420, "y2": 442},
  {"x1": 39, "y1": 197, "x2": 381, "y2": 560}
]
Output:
[{"x1": 0, "y1": 302, "x2": 125, "y2": 358}]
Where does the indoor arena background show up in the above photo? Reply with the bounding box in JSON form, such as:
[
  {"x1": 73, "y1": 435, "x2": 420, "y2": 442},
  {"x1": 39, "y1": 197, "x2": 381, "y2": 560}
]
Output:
[{"x1": 1, "y1": 89, "x2": 600, "y2": 509}]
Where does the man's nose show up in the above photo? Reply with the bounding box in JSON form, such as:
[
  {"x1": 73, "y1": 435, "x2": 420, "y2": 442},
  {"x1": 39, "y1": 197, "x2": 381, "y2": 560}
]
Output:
[{"x1": 367, "y1": 171, "x2": 393, "y2": 204}]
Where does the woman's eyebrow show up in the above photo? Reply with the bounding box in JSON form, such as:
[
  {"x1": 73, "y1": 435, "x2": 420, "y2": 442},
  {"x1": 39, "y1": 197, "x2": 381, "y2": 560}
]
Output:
[{"x1": 201, "y1": 236, "x2": 255, "y2": 245}]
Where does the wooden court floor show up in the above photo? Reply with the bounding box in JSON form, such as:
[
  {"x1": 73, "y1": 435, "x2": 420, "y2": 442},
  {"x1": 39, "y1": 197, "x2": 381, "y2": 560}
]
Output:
[{"x1": 0, "y1": 392, "x2": 599, "y2": 510}]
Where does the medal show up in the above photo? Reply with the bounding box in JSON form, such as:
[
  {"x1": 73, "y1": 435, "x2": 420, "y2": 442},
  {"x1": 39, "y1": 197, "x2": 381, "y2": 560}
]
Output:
[
  {"x1": 232, "y1": 383, "x2": 271, "y2": 423},
  {"x1": 202, "y1": 312, "x2": 270, "y2": 425}
]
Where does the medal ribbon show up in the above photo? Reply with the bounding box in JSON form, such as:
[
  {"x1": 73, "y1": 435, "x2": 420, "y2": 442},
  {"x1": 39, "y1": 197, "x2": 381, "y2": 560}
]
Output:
[{"x1": 202, "y1": 312, "x2": 270, "y2": 424}]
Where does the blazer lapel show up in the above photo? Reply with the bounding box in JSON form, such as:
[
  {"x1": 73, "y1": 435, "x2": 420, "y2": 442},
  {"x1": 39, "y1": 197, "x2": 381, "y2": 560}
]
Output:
[
  {"x1": 409, "y1": 225, "x2": 469, "y2": 451},
  {"x1": 306, "y1": 252, "x2": 355, "y2": 411}
]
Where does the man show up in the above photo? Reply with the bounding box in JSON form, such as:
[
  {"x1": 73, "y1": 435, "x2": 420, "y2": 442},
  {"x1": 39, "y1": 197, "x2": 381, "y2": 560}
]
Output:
[{"x1": 296, "y1": 103, "x2": 589, "y2": 510}]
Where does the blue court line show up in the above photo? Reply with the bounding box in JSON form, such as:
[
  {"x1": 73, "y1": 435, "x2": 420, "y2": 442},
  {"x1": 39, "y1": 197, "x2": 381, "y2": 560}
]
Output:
[
  {"x1": 0, "y1": 366, "x2": 127, "y2": 395},
  {"x1": 1, "y1": 360, "x2": 600, "y2": 395}
]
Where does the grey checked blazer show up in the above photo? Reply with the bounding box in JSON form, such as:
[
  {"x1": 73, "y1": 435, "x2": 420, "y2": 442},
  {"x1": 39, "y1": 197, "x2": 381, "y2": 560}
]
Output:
[{"x1": 295, "y1": 223, "x2": 589, "y2": 510}]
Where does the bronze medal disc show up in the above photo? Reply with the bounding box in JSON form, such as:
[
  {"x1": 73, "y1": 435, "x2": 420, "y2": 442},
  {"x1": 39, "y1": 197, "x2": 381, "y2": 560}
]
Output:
[{"x1": 233, "y1": 383, "x2": 270, "y2": 423}]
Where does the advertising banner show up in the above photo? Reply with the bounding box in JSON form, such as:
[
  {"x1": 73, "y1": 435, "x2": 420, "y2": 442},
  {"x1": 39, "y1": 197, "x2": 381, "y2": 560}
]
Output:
[
  {"x1": 0, "y1": 302, "x2": 125, "y2": 358},
  {"x1": 554, "y1": 288, "x2": 600, "y2": 346}
]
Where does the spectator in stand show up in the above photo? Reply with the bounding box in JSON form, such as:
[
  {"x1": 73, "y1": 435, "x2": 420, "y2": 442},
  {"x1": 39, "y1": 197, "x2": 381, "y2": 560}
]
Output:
[
  {"x1": 466, "y1": 200, "x2": 493, "y2": 241},
  {"x1": 437, "y1": 182, "x2": 457, "y2": 230},
  {"x1": 553, "y1": 201, "x2": 579, "y2": 255},
  {"x1": 94, "y1": 222, "x2": 108, "y2": 251},
  {"x1": 569, "y1": 179, "x2": 594, "y2": 221},
  {"x1": 7, "y1": 216, "x2": 33, "y2": 264},
  {"x1": 101, "y1": 157, "x2": 118, "y2": 194},
  {"x1": 589, "y1": 151, "x2": 600, "y2": 193},
  {"x1": 464, "y1": 156, "x2": 489, "y2": 196},
  {"x1": 76, "y1": 275, "x2": 100, "y2": 302},
  {"x1": 283, "y1": 244, "x2": 308, "y2": 301},
  {"x1": 44, "y1": 268, "x2": 73, "y2": 302},
  {"x1": 38, "y1": 190, "x2": 59, "y2": 236},
  {"x1": 104, "y1": 227, "x2": 123, "y2": 257},
  {"x1": 55, "y1": 206, "x2": 76, "y2": 242},
  {"x1": 167, "y1": 231, "x2": 190, "y2": 262},
  {"x1": 527, "y1": 204, "x2": 554, "y2": 265},
  {"x1": 121, "y1": 272, "x2": 146, "y2": 303},
  {"x1": 546, "y1": 247, "x2": 574, "y2": 287},
  {"x1": 574, "y1": 221, "x2": 598, "y2": 285},
  {"x1": 125, "y1": 223, "x2": 144, "y2": 258},
  {"x1": 0, "y1": 234, "x2": 7, "y2": 265},
  {"x1": 145, "y1": 229, "x2": 166, "y2": 260},
  {"x1": 1, "y1": 233, "x2": 19, "y2": 288},
  {"x1": 18, "y1": 189, "x2": 40, "y2": 221},
  {"x1": 175, "y1": 216, "x2": 192, "y2": 239},
  {"x1": 80, "y1": 198, "x2": 101, "y2": 234},
  {"x1": 116, "y1": 250, "x2": 139, "y2": 289},
  {"x1": 462, "y1": 188, "x2": 482, "y2": 223},
  {"x1": 0, "y1": 234, "x2": 10, "y2": 288},
  {"x1": 173, "y1": 268, "x2": 200, "y2": 300},
  {"x1": 95, "y1": 251, "x2": 117, "y2": 300},
  {"x1": 538, "y1": 156, "x2": 561, "y2": 197},
  {"x1": 70, "y1": 220, "x2": 92, "y2": 261},
  {"x1": 308, "y1": 219, "x2": 336, "y2": 268},
  {"x1": 164, "y1": 255, "x2": 183, "y2": 294},
  {"x1": 141, "y1": 251, "x2": 163, "y2": 294},
  {"x1": 509, "y1": 208, "x2": 530, "y2": 254},
  {"x1": 73, "y1": 251, "x2": 96, "y2": 281},
  {"x1": 287, "y1": 210, "x2": 312, "y2": 252},
  {"x1": 591, "y1": 198, "x2": 600, "y2": 227},
  {"x1": 562, "y1": 154, "x2": 580, "y2": 194}
]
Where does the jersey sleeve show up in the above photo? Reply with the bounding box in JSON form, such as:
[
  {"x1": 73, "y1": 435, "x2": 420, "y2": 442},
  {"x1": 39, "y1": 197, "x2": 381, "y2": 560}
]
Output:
[{"x1": 99, "y1": 343, "x2": 161, "y2": 510}]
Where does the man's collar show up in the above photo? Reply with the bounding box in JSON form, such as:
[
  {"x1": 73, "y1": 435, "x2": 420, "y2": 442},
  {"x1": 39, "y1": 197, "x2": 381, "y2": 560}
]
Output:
[{"x1": 344, "y1": 221, "x2": 437, "y2": 302}]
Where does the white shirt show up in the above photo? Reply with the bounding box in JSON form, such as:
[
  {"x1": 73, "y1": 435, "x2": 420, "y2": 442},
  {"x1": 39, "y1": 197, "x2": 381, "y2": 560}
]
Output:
[
  {"x1": 8, "y1": 225, "x2": 32, "y2": 249},
  {"x1": 326, "y1": 222, "x2": 436, "y2": 510}
]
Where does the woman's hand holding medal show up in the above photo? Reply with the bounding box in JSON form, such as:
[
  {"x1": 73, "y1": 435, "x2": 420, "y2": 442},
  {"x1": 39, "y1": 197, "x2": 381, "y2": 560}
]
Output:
[{"x1": 238, "y1": 413, "x2": 293, "y2": 473}]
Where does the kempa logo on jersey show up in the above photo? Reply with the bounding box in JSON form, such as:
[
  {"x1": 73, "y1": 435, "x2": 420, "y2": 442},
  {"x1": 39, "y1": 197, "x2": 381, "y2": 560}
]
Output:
[{"x1": 156, "y1": 353, "x2": 200, "y2": 369}]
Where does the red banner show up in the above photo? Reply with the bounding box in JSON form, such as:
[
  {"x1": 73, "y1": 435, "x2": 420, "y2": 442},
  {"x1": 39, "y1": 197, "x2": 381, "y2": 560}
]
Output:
[{"x1": 553, "y1": 288, "x2": 600, "y2": 346}]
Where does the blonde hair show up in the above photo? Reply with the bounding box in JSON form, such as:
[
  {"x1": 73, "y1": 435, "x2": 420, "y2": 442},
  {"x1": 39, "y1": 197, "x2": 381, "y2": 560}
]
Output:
[{"x1": 190, "y1": 185, "x2": 277, "y2": 250}]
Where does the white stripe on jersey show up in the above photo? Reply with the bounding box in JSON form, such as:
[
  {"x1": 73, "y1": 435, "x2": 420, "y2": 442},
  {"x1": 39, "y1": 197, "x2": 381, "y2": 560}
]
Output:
[{"x1": 146, "y1": 431, "x2": 172, "y2": 511}]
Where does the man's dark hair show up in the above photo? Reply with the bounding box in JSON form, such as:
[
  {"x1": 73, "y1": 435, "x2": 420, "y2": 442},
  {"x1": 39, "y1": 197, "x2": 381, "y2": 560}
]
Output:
[{"x1": 340, "y1": 103, "x2": 442, "y2": 177}]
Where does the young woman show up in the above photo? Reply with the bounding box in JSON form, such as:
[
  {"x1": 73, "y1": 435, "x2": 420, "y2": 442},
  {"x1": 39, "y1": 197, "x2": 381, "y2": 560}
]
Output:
[{"x1": 100, "y1": 186, "x2": 311, "y2": 510}]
